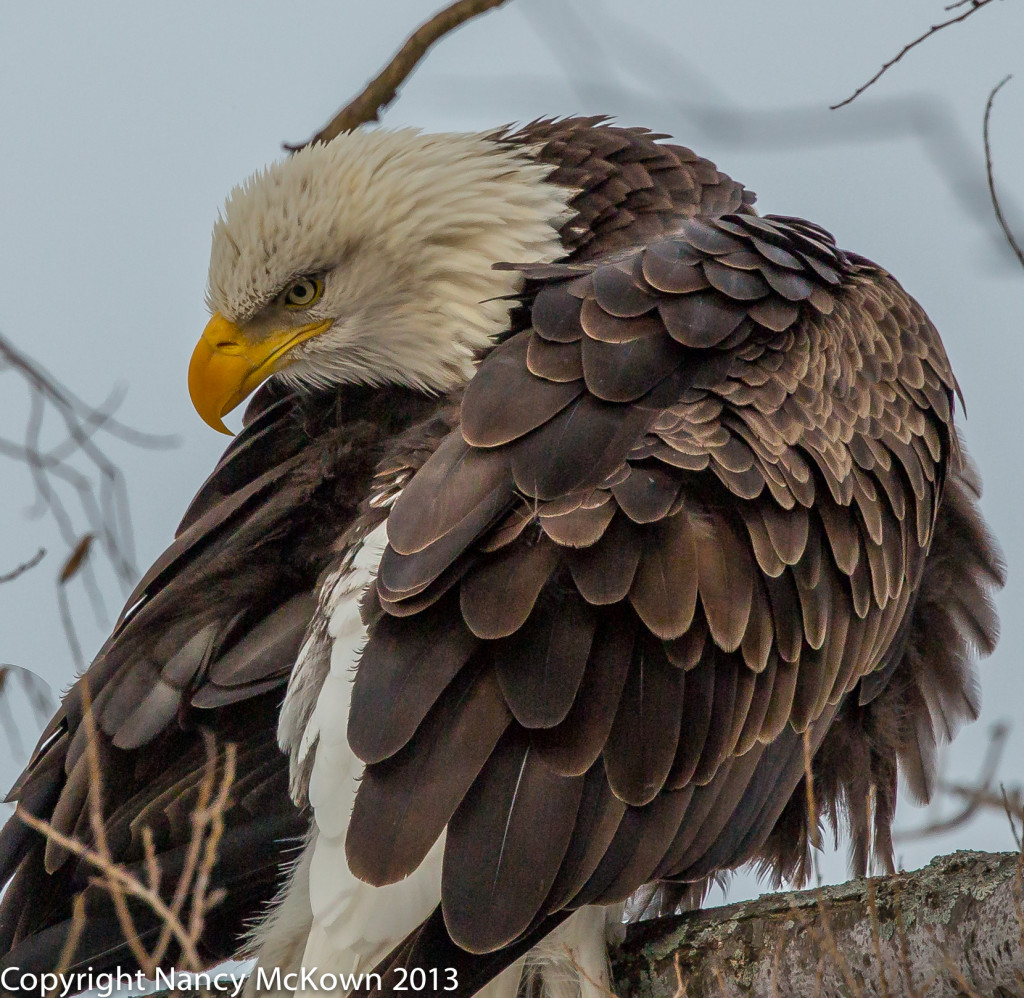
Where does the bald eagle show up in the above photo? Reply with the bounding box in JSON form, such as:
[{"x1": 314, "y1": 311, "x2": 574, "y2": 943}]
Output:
[{"x1": 0, "y1": 119, "x2": 1003, "y2": 996}]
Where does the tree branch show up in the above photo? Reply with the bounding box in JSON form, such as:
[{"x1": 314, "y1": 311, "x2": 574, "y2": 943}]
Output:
[
  {"x1": 831, "y1": 0, "x2": 1000, "y2": 110},
  {"x1": 0, "y1": 548, "x2": 45, "y2": 584},
  {"x1": 285, "y1": 0, "x2": 512, "y2": 150},
  {"x1": 613, "y1": 851, "x2": 1024, "y2": 998},
  {"x1": 983, "y1": 74, "x2": 1024, "y2": 269}
]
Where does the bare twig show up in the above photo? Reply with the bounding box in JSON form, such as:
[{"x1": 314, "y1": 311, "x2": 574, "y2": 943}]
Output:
[
  {"x1": 831, "y1": 0, "x2": 1000, "y2": 109},
  {"x1": 53, "y1": 600, "x2": 83, "y2": 671},
  {"x1": 16, "y1": 811, "x2": 203, "y2": 974},
  {"x1": 286, "y1": 0, "x2": 512, "y2": 150},
  {"x1": 0, "y1": 548, "x2": 45, "y2": 584},
  {"x1": 563, "y1": 942, "x2": 620, "y2": 998},
  {"x1": 80, "y1": 681, "x2": 160, "y2": 972},
  {"x1": 672, "y1": 951, "x2": 687, "y2": 998},
  {"x1": 0, "y1": 328, "x2": 178, "y2": 657},
  {"x1": 1002, "y1": 784, "x2": 1023, "y2": 851},
  {"x1": 17, "y1": 684, "x2": 234, "y2": 975},
  {"x1": 983, "y1": 75, "x2": 1024, "y2": 269}
]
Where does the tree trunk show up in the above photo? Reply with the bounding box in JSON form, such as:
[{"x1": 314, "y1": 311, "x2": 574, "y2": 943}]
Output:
[{"x1": 612, "y1": 850, "x2": 1024, "y2": 997}]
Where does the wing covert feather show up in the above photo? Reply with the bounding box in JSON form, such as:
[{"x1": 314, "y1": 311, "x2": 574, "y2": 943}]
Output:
[{"x1": 345, "y1": 211, "x2": 982, "y2": 959}]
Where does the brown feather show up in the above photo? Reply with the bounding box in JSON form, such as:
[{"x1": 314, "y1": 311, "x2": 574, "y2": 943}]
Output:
[
  {"x1": 666, "y1": 654, "x2": 715, "y2": 788},
  {"x1": 659, "y1": 291, "x2": 747, "y2": 349},
  {"x1": 494, "y1": 587, "x2": 596, "y2": 729},
  {"x1": 695, "y1": 512, "x2": 754, "y2": 653},
  {"x1": 349, "y1": 593, "x2": 479, "y2": 764},
  {"x1": 591, "y1": 258, "x2": 658, "y2": 318},
  {"x1": 532, "y1": 607, "x2": 635, "y2": 776},
  {"x1": 580, "y1": 326, "x2": 684, "y2": 403},
  {"x1": 526, "y1": 335, "x2": 584, "y2": 383},
  {"x1": 629, "y1": 514, "x2": 699, "y2": 639},
  {"x1": 460, "y1": 536, "x2": 559, "y2": 640},
  {"x1": 543, "y1": 764, "x2": 628, "y2": 911},
  {"x1": 603, "y1": 635, "x2": 684, "y2": 806},
  {"x1": 347, "y1": 668, "x2": 512, "y2": 887},
  {"x1": 642, "y1": 248, "x2": 710, "y2": 295},
  {"x1": 443, "y1": 734, "x2": 584, "y2": 952},
  {"x1": 568, "y1": 513, "x2": 643, "y2": 605}
]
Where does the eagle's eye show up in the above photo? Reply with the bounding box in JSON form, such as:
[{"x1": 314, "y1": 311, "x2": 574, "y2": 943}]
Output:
[{"x1": 282, "y1": 277, "x2": 323, "y2": 309}]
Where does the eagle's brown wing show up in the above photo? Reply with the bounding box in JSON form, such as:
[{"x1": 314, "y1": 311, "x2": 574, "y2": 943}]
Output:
[
  {"x1": 346, "y1": 212, "x2": 1000, "y2": 959},
  {"x1": 0, "y1": 385, "x2": 439, "y2": 973}
]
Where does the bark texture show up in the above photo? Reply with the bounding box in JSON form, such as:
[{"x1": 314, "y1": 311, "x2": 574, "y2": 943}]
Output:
[{"x1": 613, "y1": 850, "x2": 1024, "y2": 998}]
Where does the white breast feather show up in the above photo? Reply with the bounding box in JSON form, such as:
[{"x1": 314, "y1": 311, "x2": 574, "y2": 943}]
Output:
[
  {"x1": 261, "y1": 524, "x2": 617, "y2": 998},
  {"x1": 269, "y1": 520, "x2": 444, "y2": 982}
]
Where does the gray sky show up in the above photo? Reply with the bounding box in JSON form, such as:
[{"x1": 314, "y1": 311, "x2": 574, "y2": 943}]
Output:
[{"x1": 0, "y1": 0, "x2": 1022, "y2": 905}]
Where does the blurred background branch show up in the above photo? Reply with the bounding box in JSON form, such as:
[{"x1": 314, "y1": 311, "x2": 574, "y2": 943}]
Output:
[{"x1": 0, "y1": 330, "x2": 176, "y2": 744}]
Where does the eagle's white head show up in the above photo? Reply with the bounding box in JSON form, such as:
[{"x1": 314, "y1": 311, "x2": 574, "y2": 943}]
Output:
[{"x1": 189, "y1": 129, "x2": 573, "y2": 433}]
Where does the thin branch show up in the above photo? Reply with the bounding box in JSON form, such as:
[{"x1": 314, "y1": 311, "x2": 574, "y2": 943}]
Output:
[
  {"x1": 1002, "y1": 785, "x2": 1023, "y2": 851},
  {"x1": 866, "y1": 877, "x2": 893, "y2": 998},
  {"x1": 56, "y1": 574, "x2": 85, "y2": 672},
  {"x1": 983, "y1": 74, "x2": 1024, "y2": 268},
  {"x1": 801, "y1": 728, "x2": 821, "y2": 850},
  {"x1": 0, "y1": 333, "x2": 175, "y2": 449},
  {"x1": 831, "y1": 0, "x2": 1000, "y2": 110},
  {"x1": 0, "y1": 327, "x2": 177, "y2": 607},
  {"x1": 286, "y1": 0, "x2": 512, "y2": 150},
  {"x1": 0, "y1": 548, "x2": 45, "y2": 584}
]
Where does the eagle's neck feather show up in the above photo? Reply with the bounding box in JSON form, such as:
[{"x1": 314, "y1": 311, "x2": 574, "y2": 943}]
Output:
[{"x1": 208, "y1": 130, "x2": 575, "y2": 393}]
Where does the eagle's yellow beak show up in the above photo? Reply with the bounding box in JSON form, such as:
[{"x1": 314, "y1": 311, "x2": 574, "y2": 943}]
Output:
[{"x1": 188, "y1": 313, "x2": 332, "y2": 434}]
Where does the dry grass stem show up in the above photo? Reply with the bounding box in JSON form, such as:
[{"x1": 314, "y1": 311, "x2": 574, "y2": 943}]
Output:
[
  {"x1": 786, "y1": 892, "x2": 861, "y2": 998},
  {"x1": 46, "y1": 894, "x2": 87, "y2": 997},
  {"x1": 770, "y1": 934, "x2": 786, "y2": 998},
  {"x1": 16, "y1": 809, "x2": 198, "y2": 974},
  {"x1": 671, "y1": 950, "x2": 688, "y2": 998},
  {"x1": 1008, "y1": 794, "x2": 1024, "y2": 980},
  {"x1": 563, "y1": 943, "x2": 620, "y2": 998},
  {"x1": 801, "y1": 729, "x2": 821, "y2": 850},
  {"x1": 923, "y1": 923, "x2": 984, "y2": 998},
  {"x1": 710, "y1": 961, "x2": 729, "y2": 996},
  {"x1": 17, "y1": 683, "x2": 236, "y2": 977}
]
